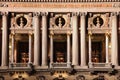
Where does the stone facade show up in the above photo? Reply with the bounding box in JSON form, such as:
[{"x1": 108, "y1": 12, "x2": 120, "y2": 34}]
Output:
[{"x1": 0, "y1": 1, "x2": 120, "y2": 80}]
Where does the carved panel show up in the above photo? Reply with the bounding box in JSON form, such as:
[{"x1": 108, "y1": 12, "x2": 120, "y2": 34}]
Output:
[
  {"x1": 88, "y1": 13, "x2": 110, "y2": 28},
  {"x1": 11, "y1": 13, "x2": 33, "y2": 28},
  {"x1": 50, "y1": 13, "x2": 71, "y2": 29},
  {"x1": 88, "y1": 13, "x2": 111, "y2": 33}
]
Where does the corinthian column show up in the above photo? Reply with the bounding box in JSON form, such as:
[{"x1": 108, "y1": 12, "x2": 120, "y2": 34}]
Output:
[
  {"x1": 72, "y1": 12, "x2": 79, "y2": 65},
  {"x1": 80, "y1": 12, "x2": 86, "y2": 67},
  {"x1": 1, "y1": 12, "x2": 8, "y2": 67},
  {"x1": 33, "y1": 12, "x2": 40, "y2": 66},
  {"x1": 111, "y1": 12, "x2": 118, "y2": 66},
  {"x1": 41, "y1": 12, "x2": 48, "y2": 67}
]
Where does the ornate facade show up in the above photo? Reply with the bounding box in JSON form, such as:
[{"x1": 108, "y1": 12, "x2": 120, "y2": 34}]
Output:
[{"x1": 0, "y1": 0, "x2": 120, "y2": 80}]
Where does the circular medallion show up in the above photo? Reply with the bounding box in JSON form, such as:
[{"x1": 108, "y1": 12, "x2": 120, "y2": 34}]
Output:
[
  {"x1": 16, "y1": 16, "x2": 27, "y2": 27},
  {"x1": 55, "y1": 16, "x2": 65, "y2": 27},
  {"x1": 93, "y1": 16, "x2": 104, "y2": 26}
]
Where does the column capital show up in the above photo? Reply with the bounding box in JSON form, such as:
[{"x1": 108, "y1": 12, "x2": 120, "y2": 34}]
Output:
[
  {"x1": 88, "y1": 31, "x2": 92, "y2": 36},
  {"x1": 105, "y1": 32, "x2": 110, "y2": 36},
  {"x1": 67, "y1": 31, "x2": 71, "y2": 35},
  {"x1": 111, "y1": 12, "x2": 118, "y2": 16},
  {"x1": 80, "y1": 12, "x2": 87, "y2": 16},
  {"x1": 41, "y1": 12, "x2": 48, "y2": 16},
  {"x1": 50, "y1": 31, "x2": 54, "y2": 35},
  {"x1": 72, "y1": 12, "x2": 79, "y2": 16},
  {"x1": 28, "y1": 32, "x2": 33, "y2": 36},
  {"x1": 33, "y1": 12, "x2": 40, "y2": 17},
  {"x1": 0, "y1": 11, "x2": 8, "y2": 16}
]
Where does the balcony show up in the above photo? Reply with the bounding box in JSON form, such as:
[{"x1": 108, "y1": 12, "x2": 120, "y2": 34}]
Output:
[{"x1": 9, "y1": 63, "x2": 32, "y2": 70}]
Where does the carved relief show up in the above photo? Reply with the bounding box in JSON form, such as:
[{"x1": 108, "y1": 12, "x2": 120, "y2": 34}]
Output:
[
  {"x1": 88, "y1": 13, "x2": 110, "y2": 28},
  {"x1": 11, "y1": 13, "x2": 33, "y2": 28},
  {"x1": 50, "y1": 13, "x2": 71, "y2": 28}
]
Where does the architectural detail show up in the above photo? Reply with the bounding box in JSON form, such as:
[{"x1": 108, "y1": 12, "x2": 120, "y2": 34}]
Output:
[{"x1": 0, "y1": 1, "x2": 119, "y2": 80}]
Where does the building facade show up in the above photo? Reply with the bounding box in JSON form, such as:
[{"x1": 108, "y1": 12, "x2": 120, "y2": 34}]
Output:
[{"x1": 0, "y1": 0, "x2": 120, "y2": 80}]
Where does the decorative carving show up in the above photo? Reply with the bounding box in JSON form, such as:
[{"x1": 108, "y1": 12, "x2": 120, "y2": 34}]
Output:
[
  {"x1": 0, "y1": 11, "x2": 8, "y2": 16},
  {"x1": 41, "y1": 12, "x2": 48, "y2": 16},
  {"x1": 93, "y1": 75, "x2": 107, "y2": 80},
  {"x1": 80, "y1": 12, "x2": 87, "y2": 16},
  {"x1": 11, "y1": 13, "x2": 15, "y2": 27},
  {"x1": 72, "y1": 12, "x2": 79, "y2": 16},
  {"x1": 0, "y1": 3, "x2": 8, "y2": 7},
  {"x1": 36, "y1": 76, "x2": 45, "y2": 80},
  {"x1": 111, "y1": 12, "x2": 117, "y2": 16},
  {"x1": 33, "y1": 12, "x2": 40, "y2": 17},
  {"x1": 76, "y1": 75, "x2": 85, "y2": 80}
]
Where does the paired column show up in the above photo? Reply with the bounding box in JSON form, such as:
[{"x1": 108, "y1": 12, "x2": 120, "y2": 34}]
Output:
[
  {"x1": 80, "y1": 12, "x2": 86, "y2": 67},
  {"x1": 72, "y1": 12, "x2": 79, "y2": 65},
  {"x1": 1, "y1": 12, "x2": 8, "y2": 67},
  {"x1": 105, "y1": 33, "x2": 109, "y2": 63},
  {"x1": 29, "y1": 33, "x2": 32, "y2": 63},
  {"x1": 33, "y1": 12, "x2": 40, "y2": 66},
  {"x1": 67, "y1": 32, "x2": 71, "y2": 67},
  {"x1": 41, "y1": 12, "x2": 48, "y2": 66},
  {"x1": 88, "y1": 32, "x2": 92, "y2": 64},
  {"x1": 111, "y1": 12, "x2": 118, "y2": 66}
]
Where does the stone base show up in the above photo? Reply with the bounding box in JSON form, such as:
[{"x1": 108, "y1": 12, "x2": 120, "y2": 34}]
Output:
[{"x1": 74, "y1": 65, "x2": 88, "y2": 69}]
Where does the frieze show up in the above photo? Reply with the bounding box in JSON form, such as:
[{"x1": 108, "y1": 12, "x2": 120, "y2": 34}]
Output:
[{"x1": 0, "y1": 2, "x2": 117, "y2": 8}]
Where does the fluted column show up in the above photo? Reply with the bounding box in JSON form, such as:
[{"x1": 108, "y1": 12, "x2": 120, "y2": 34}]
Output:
[
  {"x1": 105, "y1": 33, "x2": 109, "y2": 63},
  {"x1": 72, "y1": 12, "x2": 79, "y2": 65},
  {"x1": 80, "y1": 12, "x2": 86, "y2": 67},
  {"x1": 41, "y1": 12, "x2": 48, "y2": 66},
  {"x1": 29, "y1": 33, "x2": 32, "y2": 63},
  {"x1": 88, "y1": 32, "x2": 92, "y2": 64},
  {"x1": 67, "y1": 32, "x2": 71, "y2": 67},
  {"x1": 50, "y1": 32, "x2": 54, "y2": 67},
  {"x1": 1, "y1": 12, "x2": 8, "y2": 67},
  {"x1": 33, "y1": 12, "x2": 40, "y2": 66},
  {"x1": 11, "y1": 33, "x2": 15, "y2": 63},
  {"x1": 111, "y1": 12, "x2": 118, "y2": 66}
]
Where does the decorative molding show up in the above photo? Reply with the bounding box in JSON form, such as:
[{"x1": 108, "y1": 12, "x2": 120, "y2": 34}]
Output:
[{"x1": 0, "y1": 0, "x2": 119, "y2": 2}]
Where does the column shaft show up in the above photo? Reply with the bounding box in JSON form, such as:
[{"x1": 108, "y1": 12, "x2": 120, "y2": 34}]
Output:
[
  {"x1": 72, "y1": 12, "x2": 78, "y2": 65},
  {"x1": 88, "y1": 33, "x2": 92, "y2": 63},
  {"x1": 80, "y1": 13, "x2": 86, "y2": 66},
  {"x1": 29, "y1": 33, "x2": 32, "y2": 63},
  {"x1": 33, "y1": 12, "x2": 40, "y2": 66},
  {"x1": 42, "y1": 12, "x2": 48, "y2": 66},
  {"x1": 1, "y1": 12, "x2": 8, "y2": 66},
  {"x1": 67, "y1": 33, "x2": 71, "y2": 67},
  {"x1": 11, "y1": 33, "x2": 15, "y2": 63},
  {"x1": 50, "y1": 33, "x2": 53, "y2": 64},
  {"x1": 105, "y1": 33, "x2": 109, "y2": 63},
  {"x1": 111, "y1": 12, "x2": 118, "y2": 66}
]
